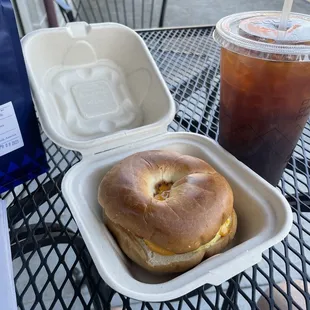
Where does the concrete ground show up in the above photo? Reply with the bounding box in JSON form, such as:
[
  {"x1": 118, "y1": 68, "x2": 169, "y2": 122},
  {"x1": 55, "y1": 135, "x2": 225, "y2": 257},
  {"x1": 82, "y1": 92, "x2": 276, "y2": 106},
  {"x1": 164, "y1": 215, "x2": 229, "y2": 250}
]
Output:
[
  {"x1": 164, "y1": 0, "x2": 310, "y2": 27},
  {"x1": 73, "y1": 0, "x2": 310, "y2": 28}
]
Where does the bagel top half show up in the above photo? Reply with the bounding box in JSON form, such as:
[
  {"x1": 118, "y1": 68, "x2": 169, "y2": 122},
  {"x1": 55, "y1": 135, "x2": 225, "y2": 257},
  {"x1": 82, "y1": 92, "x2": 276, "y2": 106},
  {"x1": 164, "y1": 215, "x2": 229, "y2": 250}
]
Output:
[{"x1": 98, "y1": 150, "x2": 234, "y2": 255}]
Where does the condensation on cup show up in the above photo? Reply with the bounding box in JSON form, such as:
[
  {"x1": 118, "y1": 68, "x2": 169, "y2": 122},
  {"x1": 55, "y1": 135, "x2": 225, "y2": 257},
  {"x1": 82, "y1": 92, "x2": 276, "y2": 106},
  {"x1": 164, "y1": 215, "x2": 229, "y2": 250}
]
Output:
[{"x1": 213, "y1": 11, "x2": 310, "y2": 186}]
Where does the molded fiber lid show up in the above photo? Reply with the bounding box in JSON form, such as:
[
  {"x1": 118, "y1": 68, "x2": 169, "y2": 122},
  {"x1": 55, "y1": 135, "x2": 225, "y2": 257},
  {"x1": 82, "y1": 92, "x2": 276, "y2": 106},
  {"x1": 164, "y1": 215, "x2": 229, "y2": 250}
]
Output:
[{"x1": 22, "y1": 22, "x2": 175, "y2": 156}]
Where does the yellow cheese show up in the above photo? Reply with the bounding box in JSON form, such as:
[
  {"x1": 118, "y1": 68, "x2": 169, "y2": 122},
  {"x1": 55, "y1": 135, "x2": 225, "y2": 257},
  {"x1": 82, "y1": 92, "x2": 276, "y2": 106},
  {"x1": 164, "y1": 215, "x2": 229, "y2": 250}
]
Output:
[
  {"x1": 144, "y1": 216, "x2": 232, "y2": 256},
  {"x1": 154, "y1": 182, "x2": 173, "y2": 201},
  {"x1": 219, "y1": 216, "x2": 231, "y2": 237},
  {"x1": 157, "y1": 182, "x2": 172, "y2": 192},
  {"x1": 195, "y1": 216, "x2": 232, "y2": 252},
  {"x1": 144, "y1": 239, "x2": 175, "y2": 256}
]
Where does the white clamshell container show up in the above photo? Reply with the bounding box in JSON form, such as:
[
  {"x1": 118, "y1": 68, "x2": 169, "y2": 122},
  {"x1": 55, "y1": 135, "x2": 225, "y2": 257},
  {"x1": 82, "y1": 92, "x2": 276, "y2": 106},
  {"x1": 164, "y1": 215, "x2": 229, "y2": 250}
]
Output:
[
  {"x1": 22, "y1": 22, "x2": 175, "y2": 155},
  {"x1": 22, "y1": 22, "x2": 293, "y2": 302}
]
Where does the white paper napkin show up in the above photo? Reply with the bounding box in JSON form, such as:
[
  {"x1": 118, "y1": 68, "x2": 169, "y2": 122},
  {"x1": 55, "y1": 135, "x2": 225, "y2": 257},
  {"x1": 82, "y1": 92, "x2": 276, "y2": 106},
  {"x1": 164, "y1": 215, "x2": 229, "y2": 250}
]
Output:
[{"x1": 0, "y1": 200, "x2": 17, "y2": 310}]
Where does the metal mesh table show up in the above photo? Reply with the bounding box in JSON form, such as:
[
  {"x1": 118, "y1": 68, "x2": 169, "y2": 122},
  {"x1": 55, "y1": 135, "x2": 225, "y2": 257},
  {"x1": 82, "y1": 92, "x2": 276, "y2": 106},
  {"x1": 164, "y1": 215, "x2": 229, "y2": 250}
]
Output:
[{"x1": 5, "y1": 26, "x2": 310, "y2": 309}]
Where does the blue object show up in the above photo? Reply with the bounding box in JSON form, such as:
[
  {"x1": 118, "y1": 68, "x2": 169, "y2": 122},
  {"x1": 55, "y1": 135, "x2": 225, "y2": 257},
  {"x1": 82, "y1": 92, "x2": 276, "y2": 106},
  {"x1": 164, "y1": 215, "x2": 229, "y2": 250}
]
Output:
[{"x1": 0, "y1": 0, "x2": 49, "y2": 194}]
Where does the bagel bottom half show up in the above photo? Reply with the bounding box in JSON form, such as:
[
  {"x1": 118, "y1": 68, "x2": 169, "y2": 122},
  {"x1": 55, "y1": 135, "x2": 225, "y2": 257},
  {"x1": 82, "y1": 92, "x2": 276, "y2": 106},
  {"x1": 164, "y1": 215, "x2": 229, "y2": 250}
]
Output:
[{"x1": 103, "y1": 209, "x2": 237, "y2": 274}]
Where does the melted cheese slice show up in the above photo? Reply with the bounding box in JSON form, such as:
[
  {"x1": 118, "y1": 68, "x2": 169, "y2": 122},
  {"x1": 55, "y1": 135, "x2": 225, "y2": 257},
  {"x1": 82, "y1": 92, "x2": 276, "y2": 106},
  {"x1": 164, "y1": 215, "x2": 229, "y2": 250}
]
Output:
[
  {"x1": 144, "y1": 240, "x2": 175, "y2": 256},
  {"x1": 144, "y1": 216, "x2": 232, "y2": 256}
]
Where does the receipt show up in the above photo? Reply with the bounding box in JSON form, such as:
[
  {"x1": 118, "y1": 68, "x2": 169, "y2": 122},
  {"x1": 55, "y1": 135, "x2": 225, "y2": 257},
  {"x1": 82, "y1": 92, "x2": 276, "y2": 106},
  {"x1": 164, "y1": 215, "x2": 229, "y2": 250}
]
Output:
[{"x1": 0, "y1": 102, "x2": 24, "y2": 157}]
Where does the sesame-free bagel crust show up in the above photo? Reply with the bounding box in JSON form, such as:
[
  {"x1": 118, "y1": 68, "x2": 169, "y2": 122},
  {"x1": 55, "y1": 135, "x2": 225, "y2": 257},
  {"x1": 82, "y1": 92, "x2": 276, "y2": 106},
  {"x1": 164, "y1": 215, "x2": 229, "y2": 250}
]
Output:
[{"x1": 99, "y1": 150, "x2": 234, "y2": 254}]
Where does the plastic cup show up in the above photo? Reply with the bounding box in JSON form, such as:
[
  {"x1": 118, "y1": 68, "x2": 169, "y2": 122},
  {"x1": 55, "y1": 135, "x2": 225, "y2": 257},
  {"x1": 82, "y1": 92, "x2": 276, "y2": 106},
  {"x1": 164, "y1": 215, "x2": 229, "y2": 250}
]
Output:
[{"x1": 213, "y1": 11, "x2": 310, "y2": 186}]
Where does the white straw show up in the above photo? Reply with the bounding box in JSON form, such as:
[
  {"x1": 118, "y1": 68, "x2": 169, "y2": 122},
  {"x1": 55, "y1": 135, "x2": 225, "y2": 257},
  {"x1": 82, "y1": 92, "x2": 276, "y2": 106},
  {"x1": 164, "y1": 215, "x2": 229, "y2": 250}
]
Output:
[{"x1": 278, "y1": 0, "x2": 294, "y2": 31}]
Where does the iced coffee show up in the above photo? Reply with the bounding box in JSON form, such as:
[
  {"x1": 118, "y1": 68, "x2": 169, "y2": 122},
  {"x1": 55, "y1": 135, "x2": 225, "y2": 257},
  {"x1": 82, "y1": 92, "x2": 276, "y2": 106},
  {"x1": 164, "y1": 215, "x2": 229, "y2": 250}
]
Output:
[{"x1": 214, "y1": 12, "x2": 310, "y2": 185}]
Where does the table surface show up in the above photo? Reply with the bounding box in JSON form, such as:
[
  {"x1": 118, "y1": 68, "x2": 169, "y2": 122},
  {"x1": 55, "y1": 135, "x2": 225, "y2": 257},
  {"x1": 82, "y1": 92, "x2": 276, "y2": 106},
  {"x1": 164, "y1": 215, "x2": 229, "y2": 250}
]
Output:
[{"x1": 5, "y1": 26, "x2": 310, "y2": 310}]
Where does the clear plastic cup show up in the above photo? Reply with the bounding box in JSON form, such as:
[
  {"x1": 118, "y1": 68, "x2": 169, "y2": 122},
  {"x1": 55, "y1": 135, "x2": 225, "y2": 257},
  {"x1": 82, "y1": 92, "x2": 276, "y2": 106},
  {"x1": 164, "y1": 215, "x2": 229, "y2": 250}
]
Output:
[{"x1": 213, "y1": 11, "x2": 310, "y2": 186}]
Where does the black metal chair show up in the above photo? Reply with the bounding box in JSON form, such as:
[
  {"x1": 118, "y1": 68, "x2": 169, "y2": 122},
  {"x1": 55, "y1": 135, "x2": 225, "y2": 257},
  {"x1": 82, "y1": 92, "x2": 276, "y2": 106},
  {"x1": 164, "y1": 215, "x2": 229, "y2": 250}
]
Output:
[{"x1": 55, "y1": 0, "x2": 168, "y2": 28}]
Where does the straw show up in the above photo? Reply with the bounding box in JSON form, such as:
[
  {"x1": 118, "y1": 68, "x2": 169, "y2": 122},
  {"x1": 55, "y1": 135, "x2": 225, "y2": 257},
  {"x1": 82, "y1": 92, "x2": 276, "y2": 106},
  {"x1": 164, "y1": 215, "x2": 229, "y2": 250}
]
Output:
[{"x1": 278, "y1": 0, "x2": 294, "y2": 31}]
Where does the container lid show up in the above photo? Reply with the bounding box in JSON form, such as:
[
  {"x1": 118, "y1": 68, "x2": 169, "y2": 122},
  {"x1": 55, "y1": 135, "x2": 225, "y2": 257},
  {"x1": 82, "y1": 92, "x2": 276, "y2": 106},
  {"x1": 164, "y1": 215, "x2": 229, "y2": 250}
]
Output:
[
  {"x1": 213, "y1": 11, "x2": 310, "y2": 60},
  {"x1": 22, "y1": 23, "x2": 176, "y2": 156}
]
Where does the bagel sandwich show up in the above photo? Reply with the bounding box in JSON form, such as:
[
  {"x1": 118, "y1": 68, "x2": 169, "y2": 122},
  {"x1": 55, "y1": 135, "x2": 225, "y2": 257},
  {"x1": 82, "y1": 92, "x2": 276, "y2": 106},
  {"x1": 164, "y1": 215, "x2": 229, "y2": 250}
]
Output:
[{"x1": 98, "y1": 150, "x2": 237, "y2": 274}]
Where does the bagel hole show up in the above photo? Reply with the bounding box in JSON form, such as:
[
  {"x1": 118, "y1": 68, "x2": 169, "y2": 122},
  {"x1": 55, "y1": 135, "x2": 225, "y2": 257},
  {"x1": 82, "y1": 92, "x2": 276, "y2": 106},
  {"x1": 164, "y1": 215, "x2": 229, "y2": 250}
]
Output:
[{"x1": 154, "y1": 181, "x2": 173, "y2": 201}]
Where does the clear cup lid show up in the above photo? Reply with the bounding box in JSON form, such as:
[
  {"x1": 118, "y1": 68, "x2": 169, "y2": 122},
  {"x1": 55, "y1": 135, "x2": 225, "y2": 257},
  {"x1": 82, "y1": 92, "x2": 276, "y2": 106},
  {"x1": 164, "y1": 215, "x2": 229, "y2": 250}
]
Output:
[{"x1": 213, "y1": 11, "x2": 310, "y2": 60}]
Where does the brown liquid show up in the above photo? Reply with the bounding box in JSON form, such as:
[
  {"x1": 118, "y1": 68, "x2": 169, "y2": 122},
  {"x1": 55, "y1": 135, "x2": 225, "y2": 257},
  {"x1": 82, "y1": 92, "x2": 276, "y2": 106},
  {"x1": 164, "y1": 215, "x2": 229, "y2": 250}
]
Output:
[{"x1": 219, "y1": 48, "x2": 310, "y2": 185}]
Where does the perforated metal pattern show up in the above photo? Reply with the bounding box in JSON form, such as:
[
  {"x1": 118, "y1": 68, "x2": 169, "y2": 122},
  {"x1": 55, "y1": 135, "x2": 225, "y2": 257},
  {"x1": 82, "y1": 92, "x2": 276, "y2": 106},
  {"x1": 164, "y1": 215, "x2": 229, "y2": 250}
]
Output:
[{"x1": 4, "y1": 27, "x2": 310, "y2": 309}]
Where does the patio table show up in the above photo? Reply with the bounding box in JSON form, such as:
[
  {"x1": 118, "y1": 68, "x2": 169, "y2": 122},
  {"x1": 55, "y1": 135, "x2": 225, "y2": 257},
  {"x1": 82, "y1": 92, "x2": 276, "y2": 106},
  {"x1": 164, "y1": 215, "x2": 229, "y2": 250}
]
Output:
[{"x1": 6, "y1": 26, "x2": 310, "y2": 310}]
